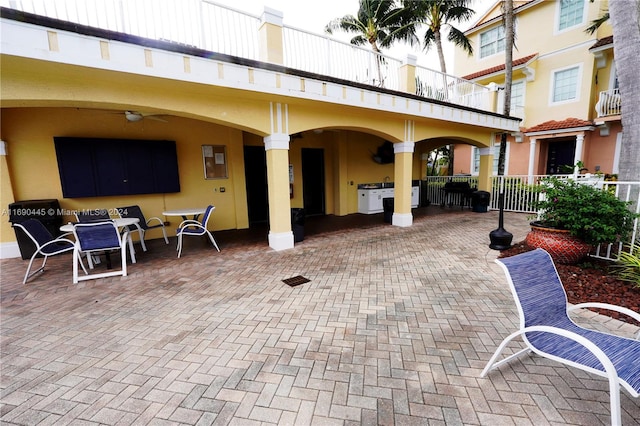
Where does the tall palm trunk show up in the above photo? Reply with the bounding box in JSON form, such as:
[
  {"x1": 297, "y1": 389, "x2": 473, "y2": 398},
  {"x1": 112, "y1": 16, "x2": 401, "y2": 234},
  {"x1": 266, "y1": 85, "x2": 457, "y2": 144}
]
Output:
[
  {"x1": 498, "y1": 0, "x2": 514, "y2": 171},
  {"x1": 370, "y1": 42, "x2": 385, "y2": 87},
  {"x1": 433, "y1": 27, "x2": 453, "y2": 174},
  {"x1": 433, "y1": 29, "x2": 447, "y2": 74},
  {"x1": 609, "y1": 0, "x2": 640, "y2": 184},
  {"x1": 490, "y1": 0, "x2": 514, "y2": 250}
]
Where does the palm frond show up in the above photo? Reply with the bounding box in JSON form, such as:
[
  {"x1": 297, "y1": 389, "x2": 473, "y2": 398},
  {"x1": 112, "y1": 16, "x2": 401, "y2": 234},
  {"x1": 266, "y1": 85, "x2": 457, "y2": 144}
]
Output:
[
  {"x1": 585, "y1": 11, "x2": 610, "y2": 35},
  {"x1": 448, "y1": 27, "x2": 473, "y2": 55}
]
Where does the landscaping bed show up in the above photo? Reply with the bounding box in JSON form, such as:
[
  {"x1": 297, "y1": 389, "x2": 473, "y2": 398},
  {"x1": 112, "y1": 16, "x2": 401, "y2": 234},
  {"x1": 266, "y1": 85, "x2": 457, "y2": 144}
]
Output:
[{"x1": 499, "y1": 241, "x2": 640, "y2": 325}]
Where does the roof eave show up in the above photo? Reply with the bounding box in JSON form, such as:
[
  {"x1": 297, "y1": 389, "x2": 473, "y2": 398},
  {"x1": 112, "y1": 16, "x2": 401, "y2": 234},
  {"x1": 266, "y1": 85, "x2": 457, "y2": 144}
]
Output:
[{"x1": 524, "y1": 125, "x2": 595, "y2": 136}]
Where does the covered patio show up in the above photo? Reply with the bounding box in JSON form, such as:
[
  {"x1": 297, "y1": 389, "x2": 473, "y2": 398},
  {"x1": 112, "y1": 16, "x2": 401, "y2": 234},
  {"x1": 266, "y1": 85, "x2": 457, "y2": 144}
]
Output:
[{"x1": 2, "y1": 208, "x2": 639, "y2": 424}]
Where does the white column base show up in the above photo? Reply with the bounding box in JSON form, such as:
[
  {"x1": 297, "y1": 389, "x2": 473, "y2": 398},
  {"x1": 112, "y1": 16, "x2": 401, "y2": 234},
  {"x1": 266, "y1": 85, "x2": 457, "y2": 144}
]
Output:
[
  {"x1": 269, "y1": 231, "x2": 294, "y2": 251},
  {"x1": 0, "y1": 242, "x2": 21, "y2": 259},
  {"x1": 392, "y1": 213, "x2": 413, "y2": 227}
]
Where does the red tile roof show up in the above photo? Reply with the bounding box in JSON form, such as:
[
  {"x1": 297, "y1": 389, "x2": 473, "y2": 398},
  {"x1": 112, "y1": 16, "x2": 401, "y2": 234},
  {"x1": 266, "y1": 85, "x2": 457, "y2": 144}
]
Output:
[
  {"x1": 590, "y1": 35, "x2": 613, "y2": 50},
  {"x1": 461, "y1": 53, "x2": 538, "y2": 80},
  {"x1": 524, "y1": 118, "x2": 593, "y2": 133}
]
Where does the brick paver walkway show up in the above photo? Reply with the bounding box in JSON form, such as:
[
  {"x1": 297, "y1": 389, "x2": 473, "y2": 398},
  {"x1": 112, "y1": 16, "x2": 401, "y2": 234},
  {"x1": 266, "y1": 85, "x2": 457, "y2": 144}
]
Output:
[{"x1": 1, "y1": 209, "x2": 639, "y2": 425}]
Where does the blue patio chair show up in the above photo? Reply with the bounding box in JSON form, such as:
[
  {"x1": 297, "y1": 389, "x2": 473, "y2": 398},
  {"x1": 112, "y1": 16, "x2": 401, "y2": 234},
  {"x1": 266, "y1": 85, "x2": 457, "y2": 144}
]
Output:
[
  {"x1": 13, "y1": 218, "x2": 83, "y2": 284},
  {"x1": 71, "y1": 221, "x2": 129, "y2": 283},
  {"x1": 176, "y1": 205, "x2": 220, "y2": 258},
  {"x1": 483, "y1": 248, "x2": 640, "y2": 426},
  {"x1": 75, "y1": 209, "x2": 111, "y2": 222},
  {"x1": 116, "y1": 205, "x2": 169, "y2": 251}
]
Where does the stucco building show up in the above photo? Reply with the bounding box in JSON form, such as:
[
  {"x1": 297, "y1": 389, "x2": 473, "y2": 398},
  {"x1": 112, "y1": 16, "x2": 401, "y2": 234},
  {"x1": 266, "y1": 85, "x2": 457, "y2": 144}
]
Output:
[
  {"x1": 0, "y1": 2, "x2": 519, "y2": 258},
  {"x1": 452, "y1": 0, "x2": 620, "y2": 179}
]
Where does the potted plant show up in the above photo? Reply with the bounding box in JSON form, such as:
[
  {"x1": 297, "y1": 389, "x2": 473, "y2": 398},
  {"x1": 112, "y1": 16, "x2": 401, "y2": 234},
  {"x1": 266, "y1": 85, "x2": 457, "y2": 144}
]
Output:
[{"x1": 525, "y1": 176, "x2": 637, "y2": 264}]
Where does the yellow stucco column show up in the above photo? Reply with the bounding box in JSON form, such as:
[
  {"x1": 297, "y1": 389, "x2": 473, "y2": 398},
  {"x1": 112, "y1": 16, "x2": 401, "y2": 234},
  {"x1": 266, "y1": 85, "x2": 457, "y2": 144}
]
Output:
[
  {"x1": 0, "y1": 140, "x2": 19, "y2": 258},
  {"x1": 265, "y1": 102, "x2": 293, "y2": 250},
  {"x1": 392, "y1": 122, "x2": 415, "y2": 227},
  {"x1": 264, "y1": 134, "x2": 293, "y2": 250},
  {"x1": 259, "y1": 7, "x2": 284, "y2": 65},
  {"x1": 477, "y1": 147, "x2": 494, "y2": 192},
  {"x1": 398, "y1": 54, "x2": 417, "y2": 95},
  {"x1": 486, "y1": 82, "x2": 499, "y2": 113}
]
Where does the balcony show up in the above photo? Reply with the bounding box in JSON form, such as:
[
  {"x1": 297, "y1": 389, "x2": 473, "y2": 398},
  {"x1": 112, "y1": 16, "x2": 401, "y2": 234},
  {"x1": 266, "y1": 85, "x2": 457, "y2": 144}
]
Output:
[
  {"x1": 0, "y1": 0, "x2": 493, "y2": 113},
  {"x1": 595, "y1": 88, "x2": 621, "y2": 119}
]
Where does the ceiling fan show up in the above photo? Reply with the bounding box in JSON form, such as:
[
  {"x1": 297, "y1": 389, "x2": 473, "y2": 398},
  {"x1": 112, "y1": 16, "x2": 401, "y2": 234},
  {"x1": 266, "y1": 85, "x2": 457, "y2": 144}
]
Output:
[{"x1": 124, "y1": 110, "x2": 168, "y2": 122}]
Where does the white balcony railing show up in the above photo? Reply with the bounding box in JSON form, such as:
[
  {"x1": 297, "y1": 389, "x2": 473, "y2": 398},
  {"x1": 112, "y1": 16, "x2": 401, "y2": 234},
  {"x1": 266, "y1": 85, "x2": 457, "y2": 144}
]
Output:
[
  {"x1": 2, "y1": 0, "x2": 492, "y2": 111},
  {"x1": 282, "y1": 25, "x2": 400, "y2": 89},
  {"x1": 595, "y1": 88, "x2": 621, "y2": 118},
  {"x1": 415, "y1": 66, "x2": 490, "y2": 110}
]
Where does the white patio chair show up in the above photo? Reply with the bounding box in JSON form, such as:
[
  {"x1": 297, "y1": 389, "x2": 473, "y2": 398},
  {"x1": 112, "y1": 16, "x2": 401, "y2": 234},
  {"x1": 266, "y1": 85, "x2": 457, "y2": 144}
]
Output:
[
  {"x1": 482, "y1": 248, "x2": 640, "y2": 426},
  {"x1": 176, "y1": 205, "x2": 220, "y2": 258}
]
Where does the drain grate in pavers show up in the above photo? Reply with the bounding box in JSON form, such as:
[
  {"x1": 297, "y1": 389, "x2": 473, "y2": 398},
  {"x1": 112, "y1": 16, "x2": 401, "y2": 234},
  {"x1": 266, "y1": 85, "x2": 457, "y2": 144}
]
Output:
[{"x1": 282, "y1": 275, "x2": 310, "y2": 287}]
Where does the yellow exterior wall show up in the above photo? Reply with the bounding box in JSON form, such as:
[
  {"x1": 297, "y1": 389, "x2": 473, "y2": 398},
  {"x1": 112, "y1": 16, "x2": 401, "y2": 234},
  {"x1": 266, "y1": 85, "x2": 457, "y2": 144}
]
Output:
[
  {"x1": 452, "y1": 0, "x2": 620, "y2": 177},
  {"x1": 0, "y1": 7, "x2": 519, "y2": 254},
  {"x1": 2, "y1": 106, "x2": 491, "y2": 247},
  {"x1": 454, "y1": 0, "x2": 612, "y2": 129},
  {"x1": 0, "y1": 143, "x2": 16, "y2": 245},
  {"x1": 0, "y1": 108, "x2": 246, "y2": 241}
]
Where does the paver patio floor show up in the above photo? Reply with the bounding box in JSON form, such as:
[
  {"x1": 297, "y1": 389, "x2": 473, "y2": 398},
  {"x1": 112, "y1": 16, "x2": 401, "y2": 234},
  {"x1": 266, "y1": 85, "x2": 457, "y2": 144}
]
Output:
[{"x1": 1, "y1": 208, "x2": 639, "y2": 425}]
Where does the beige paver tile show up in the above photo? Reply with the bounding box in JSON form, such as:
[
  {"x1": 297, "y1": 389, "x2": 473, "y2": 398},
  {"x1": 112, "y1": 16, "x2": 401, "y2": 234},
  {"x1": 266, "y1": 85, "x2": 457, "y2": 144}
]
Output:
[{"x1": 2, "y1": 210, "x2": 638, "y2": 425}]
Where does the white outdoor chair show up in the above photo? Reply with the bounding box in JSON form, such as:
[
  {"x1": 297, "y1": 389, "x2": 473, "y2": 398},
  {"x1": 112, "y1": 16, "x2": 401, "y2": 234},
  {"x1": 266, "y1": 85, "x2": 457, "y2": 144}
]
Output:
[
  {"x1": 71, "y1": 221, "x2": 129, "y2": 283},
  {"x1": 13, "y1": 218, "x2": 83, "y2": 284},
  {"x1": 116, "y1": 205, "x2": 169, "y2": 251},
  {"x1": 483, "y1": 248, "x2": 640, "y2": 426},
  {"x1": 176, "y1": 205, "x2": 220, "y2": 258}
]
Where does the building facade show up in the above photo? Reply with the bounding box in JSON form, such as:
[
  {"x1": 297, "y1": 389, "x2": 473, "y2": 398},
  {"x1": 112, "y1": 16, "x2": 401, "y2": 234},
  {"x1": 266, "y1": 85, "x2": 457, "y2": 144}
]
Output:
[
  {"x1": 452, "y1": 0, "x2": 620, "y2": 179},
  {"x1": 0, "y1": 3, "x2": 520, "y2": 258}
]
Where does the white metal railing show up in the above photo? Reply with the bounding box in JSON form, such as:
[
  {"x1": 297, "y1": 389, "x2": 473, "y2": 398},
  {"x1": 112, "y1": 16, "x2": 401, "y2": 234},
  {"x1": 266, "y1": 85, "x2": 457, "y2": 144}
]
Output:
[
  {"x1": 2, "y1": 0, "x2": 262, "y2": 59},
  {"x1": 595, "y1": 88, "x2": 621, "y2": 117},
  {"x1": 283, "y1": 25, "x2": 400, "y2": 89},
  {"x1": 2, "y1": 0, "x2": 492, "y2": 111},
  {"x1": 592, "y1": 181, "x2": 640, "y2": 261},
  {"x1": 422, "y1": 175, "x2": 640, "y2": 261},
  {"x1": 415, "y1": 66, "x2": 491, "y2": 109}
]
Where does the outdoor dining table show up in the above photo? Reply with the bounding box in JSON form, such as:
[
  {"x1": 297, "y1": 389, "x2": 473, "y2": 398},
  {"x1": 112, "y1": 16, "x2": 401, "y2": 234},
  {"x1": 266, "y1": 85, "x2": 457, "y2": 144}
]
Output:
[
  {"x1": 162, "y1": 207, "x2": 207, "y2": 221},
  {"x1": 60, "y1": 217, "x2": 140, "y2": 264}
]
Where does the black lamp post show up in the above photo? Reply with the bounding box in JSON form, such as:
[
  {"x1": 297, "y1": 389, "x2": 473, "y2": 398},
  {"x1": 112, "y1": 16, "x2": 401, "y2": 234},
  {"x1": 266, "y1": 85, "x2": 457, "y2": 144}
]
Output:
[{"x1": 489, "y1": 132, "x2": 513, "y2": 250}]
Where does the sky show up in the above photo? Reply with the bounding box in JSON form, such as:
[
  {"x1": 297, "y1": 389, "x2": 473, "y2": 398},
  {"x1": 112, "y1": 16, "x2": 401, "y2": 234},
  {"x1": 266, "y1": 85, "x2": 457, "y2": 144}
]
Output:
[{"x1": 214, "y1": 0, "x2": 495, "y2": 71}]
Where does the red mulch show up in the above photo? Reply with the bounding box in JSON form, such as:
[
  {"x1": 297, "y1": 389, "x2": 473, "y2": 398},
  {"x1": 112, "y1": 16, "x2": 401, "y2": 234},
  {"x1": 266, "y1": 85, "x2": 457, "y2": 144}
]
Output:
[{"x1": 499, "y1": 241, "x2": 640, "y2": 326}]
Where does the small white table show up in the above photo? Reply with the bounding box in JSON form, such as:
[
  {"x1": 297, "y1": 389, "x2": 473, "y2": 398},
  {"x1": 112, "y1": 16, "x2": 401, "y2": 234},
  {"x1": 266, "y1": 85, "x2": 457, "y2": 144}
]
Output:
[
  {"x1": 162, "y1": 207, "x2": 207, "y2": 221},
  {"x1": 61, "y1": 218, "x2": 139, "y2": 264}
]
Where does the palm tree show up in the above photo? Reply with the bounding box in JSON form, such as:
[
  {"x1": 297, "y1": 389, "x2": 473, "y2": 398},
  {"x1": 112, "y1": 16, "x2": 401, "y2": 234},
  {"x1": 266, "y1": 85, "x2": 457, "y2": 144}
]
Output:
[
  {"x1": 403, "y1": 0, "x2": 474, "y2": 74},
  {"x1": 607, "y1": 1, "x2": 640, "y2": 184},
  {"x1": 325, "y1": 0, "x2": 418, "y2": 86},
  {"x1": 585, "y1": 0, "x2": 640, "y2": 184},
  {"x1": 489, "y1": 0, "x2": 515, "y2": 251},
  {"x1": 403, "y1": 0, "x2": 474, "y2": 176}
]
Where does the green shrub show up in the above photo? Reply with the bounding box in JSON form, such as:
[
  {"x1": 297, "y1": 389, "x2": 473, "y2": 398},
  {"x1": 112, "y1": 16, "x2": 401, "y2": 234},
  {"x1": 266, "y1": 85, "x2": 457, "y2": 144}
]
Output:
[
  {"x1": 612, "y1": 243, "x2": 640, "y2": 287},
  {"x1": 533, "y1": 177, "x2": 638, "y2": 245}
]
